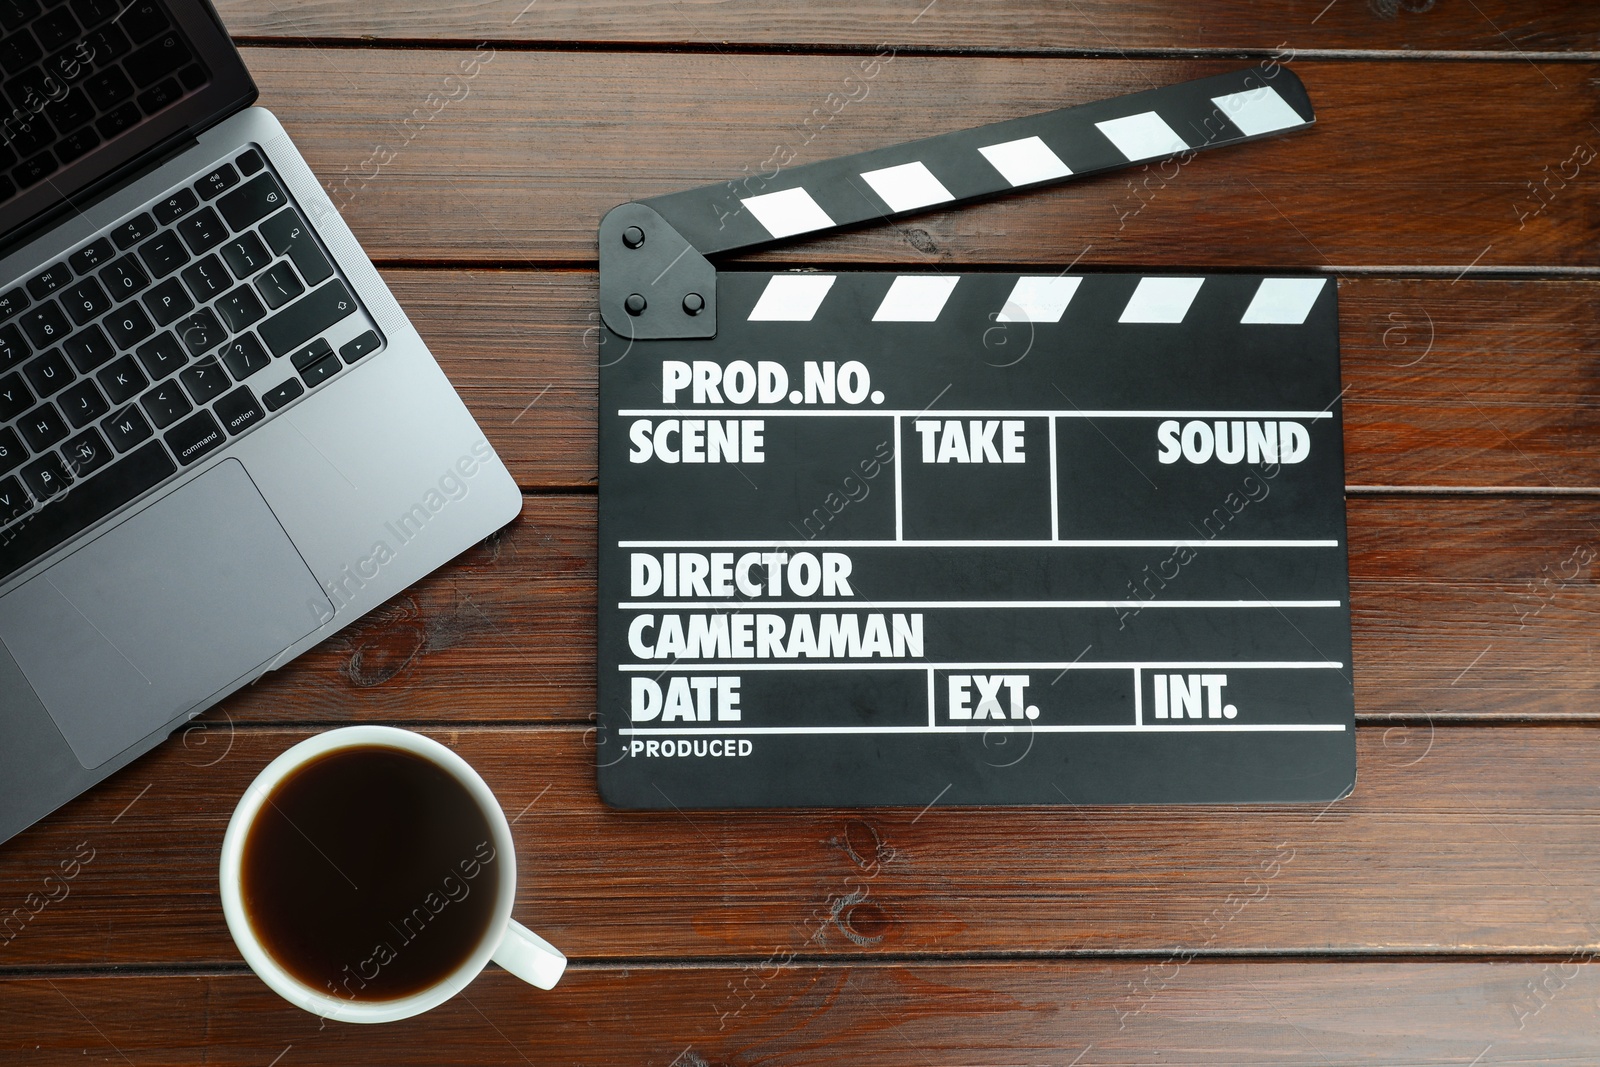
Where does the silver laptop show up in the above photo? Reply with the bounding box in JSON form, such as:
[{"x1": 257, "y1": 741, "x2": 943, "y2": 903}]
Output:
[{"x1": 0, "y1": 0, "x2": 522, "y2": 844}]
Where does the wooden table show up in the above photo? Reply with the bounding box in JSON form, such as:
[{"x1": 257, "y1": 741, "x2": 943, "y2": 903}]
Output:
[{"x1": 5, "y1": 2, "x2": 1600, "y2": 1062}]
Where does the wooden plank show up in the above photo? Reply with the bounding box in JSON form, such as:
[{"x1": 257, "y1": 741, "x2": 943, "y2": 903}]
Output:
[
  {"x1": 3, "y1": 963, "x2": 1596, "y2": 1065},
  {"x1": 244, "y1": 50, "x2": 1600, "y2": 268},
  {"x1": 2, "y1": 725, "x2": 1599, "y2": 967},
  {"x1": 395, "y1": 271, "x2": 1600, "y2": 491},
  {"x1": 215, "y1": 0, "x2": 1600, "y2": 55},
  {"x1": 211, "y1": 493, "x2": 1600, "y2": 725}
]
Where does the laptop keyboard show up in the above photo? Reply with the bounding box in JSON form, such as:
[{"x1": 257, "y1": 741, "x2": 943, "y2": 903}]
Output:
[
  {"x1": 0, "y1": 0, "x2": 207, "y2": 200},
  {"x1": 0, "y1": 145, "x2": 383, "y2": 583}
]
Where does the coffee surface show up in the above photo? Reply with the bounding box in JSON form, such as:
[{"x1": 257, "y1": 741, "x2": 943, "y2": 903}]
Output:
[{"x1": 240, "y1": 745, "x2": 501, "y2": 1002}]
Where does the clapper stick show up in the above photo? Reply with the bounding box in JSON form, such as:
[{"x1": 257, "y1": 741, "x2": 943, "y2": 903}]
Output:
[{"x1": 599, "y1": 67, "x2": 1314, "y2": 340}]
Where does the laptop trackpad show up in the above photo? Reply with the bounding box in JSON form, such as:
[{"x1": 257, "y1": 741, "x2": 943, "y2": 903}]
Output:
[{"x1": 0, "y1": 459, "x2": 332, "y2": 769}]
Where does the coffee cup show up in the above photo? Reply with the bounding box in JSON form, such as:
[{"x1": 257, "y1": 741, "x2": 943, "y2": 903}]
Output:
[{"x1": 219, "y1": 725, "x2": 565, "y2": 1023}]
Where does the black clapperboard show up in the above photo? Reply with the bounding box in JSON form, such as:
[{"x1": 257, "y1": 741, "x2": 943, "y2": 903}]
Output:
[{"x1": 594, "y1": 69, "x2": 1354, "y2": 807}]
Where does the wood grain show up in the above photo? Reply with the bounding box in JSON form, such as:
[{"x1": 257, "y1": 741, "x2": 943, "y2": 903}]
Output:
[
  {"x1": 391, "y1": 270, "x2": 1600, "y2": 491},
  {"x1": 2, "y1": 725, "x2": 1598, "y2": 968},
  {"x1": 240, "y1": 50, "x2": 1600, "y2": 269},
  {"x1": 3, "y1": 962, "x2": 1596, "y2": 1065},
  {"x1": 198, "y1": 493, "x2": 1600, "y2": 726},
  {"x1": 214, "y1": 0, "x2": 1600, "y2": 55}
]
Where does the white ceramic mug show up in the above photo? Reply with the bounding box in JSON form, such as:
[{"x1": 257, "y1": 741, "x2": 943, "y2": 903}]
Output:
[{"x1": 219, "y1": 725, "x2": 565, "y2": 1023}]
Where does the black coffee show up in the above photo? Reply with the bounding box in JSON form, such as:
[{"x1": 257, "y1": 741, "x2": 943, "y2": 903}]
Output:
[{"x1": 240, "y1": 744, "x2": 501, "y2": 1002}]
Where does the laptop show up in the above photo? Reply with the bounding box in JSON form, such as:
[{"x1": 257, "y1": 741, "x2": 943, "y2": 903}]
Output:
[{"x1": 0, "y1": 0, "x2": 523, "y2": 844}]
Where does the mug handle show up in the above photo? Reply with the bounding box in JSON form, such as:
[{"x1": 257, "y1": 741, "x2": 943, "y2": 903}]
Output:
[{"x1": 493, "y1": 919, "x2": 567, "y2": 990}]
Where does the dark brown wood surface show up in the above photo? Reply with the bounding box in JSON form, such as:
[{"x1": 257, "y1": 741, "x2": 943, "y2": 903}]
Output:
[
  {"x1": 241, "y1": 50, "x2": 1600, "y2": 269},
  {"x1": 4, "y1": 2, "x2": 1600, "y2": 1063}
]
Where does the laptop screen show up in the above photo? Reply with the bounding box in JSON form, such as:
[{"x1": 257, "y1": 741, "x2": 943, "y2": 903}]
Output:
[{"x1": 0, "y1": 0, "x2": 255, "y2": 250}]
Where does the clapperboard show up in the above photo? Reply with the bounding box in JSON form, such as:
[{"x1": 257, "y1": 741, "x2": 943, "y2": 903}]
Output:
[{"x1": 594, "y1": 68, "x2": 1355, "y2": 807}]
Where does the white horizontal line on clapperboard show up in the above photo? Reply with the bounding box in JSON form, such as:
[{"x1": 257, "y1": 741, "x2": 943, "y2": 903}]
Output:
[
  {"x1": 618, "y1": 600, "x2": 1342, "y2": 609},
  {"x1": 617, "y1": 409, "x2": 1338, "y2": 419},
  {"x1": 618, "y1": 539, "x2": 1340, "y2": 548},
  {"x1": 617, "y1": 660, "x2": 1344, "y2": 672},
  {"x1": 618, "y1": 724, "x2": 1347, "y2": 735}
]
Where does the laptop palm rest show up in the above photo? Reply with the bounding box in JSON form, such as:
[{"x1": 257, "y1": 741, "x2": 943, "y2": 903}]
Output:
[{"x1": 0, "y1": 460, "x2": 332, "y2": 769}]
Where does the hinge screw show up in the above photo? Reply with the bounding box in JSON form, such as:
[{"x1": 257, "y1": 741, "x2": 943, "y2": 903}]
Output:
[
  {"x1": 622, "y1": 226, "x2": 646, "y2": 248},
  {"x1": 682, "y1": 293, "x2": 705, "y2": 315},
  {"x1": 625, "y1": 293, "x2": 648, "y2": 315}
]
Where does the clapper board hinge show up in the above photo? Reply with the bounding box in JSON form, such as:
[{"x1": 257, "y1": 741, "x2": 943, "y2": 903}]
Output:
[
  {"x1": 599, "y1": 203, "x2": 719, "y2": 340},
  {"x1": 598, "y1": 66, "x2": 1315, "y2": 340}
]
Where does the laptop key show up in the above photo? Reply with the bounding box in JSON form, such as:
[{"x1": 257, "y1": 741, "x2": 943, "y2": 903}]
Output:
[
  {"x1": 259, "y1": 208, "x2": 332, "y2": 285},
  {"x1": 175, "y1": 206, "x2": 226, "y2": 254},
  {"x1": 26, "y1": 262, "x2": 70, "y2": 299},
  {"x1": 0, "y1": 28, "x2": 40, "y2": 73},
  {"x1": 62, "y1": 426, "x2": 109, "y2": 478},
  {"x1": 61, "y1": 276, "x2": 111, "y2": 325},
  {"x1": 213, "y1": 385, "x2": 263, "y2": 437},
  {"x1": 300, "y1": 351, "x2": 341, "y2": 389},
  {"x1": 163, "y1": 408, "x2": 223, "y2": 466},
  {"x1": 180, "y1": 254, "x2": 229, "y2": 301},
  {"x1": 0, "y1": 286, "x2": 27, "y2": 321},
  {"x1": 0, "y1": 427, "x2": 25, "y2": 474},
  {"x1": 96, "y1": 355, "x2": 146, "y2": 405},
  {"x1": 218, "y1": 173, "x2": 287, "y2": 230},
  {"x1": 151, "y1": 186, "x2": 197, "y2": 225},
  {"x1": 43, "y1": 88, "x2": 92, "y2": 134},
  {"x1": 235, "y1": 148, "x2": 263, "y2": 176},
  {"x1": 195, "y1": 162, "x2": 239, "y2": 200},
  {"x1": 142, "y1": 277, "x2": 192, "y2": 325},
  {"x1": 261, "y1": 377, "x2": 303, "y2": 412},
  {"x1": 82, "y1": 66, "x2": 133, "y2": 110},
  {"x1": 254, "y1": 262, "x2": 302, "y2": 309},
  {"x1": 31, "y1": 7, "x2": 76, "y2": 53},
  {"x1": 215, "y1": 285, "x2": 265, "y2": 332},
  {"x1": 0, "y1": 322, "x2": 28, "y2": 367},
  {"x1": 124, "y1": 32, "x2": 188, "y2": 89},
  {"x1": 95, "y1": 101, "x2": 140, "y2": 140},
  {"x1": 61, "y1": 323, "x2": 113, "y2": 372},
  {"x1": 288, "y1": 337, "x2": 331, "y2": 372},
  {"x1": 0, "y1": 439, "x2": 175, "y2": 583},
  {"x1": 104, "y1": 301, "x2": 154, "y2": 348},
  {"x1": 0, "y1": 475, "x2": 29, "y2": 526},
  {"x1": 18, "y1": 299, "x2": 69, "y2": 347},
  {"x1": 0, "y1": 1, "x2": 40, "y2": 35},
  {"x1": 138, "y1": 229, "x2": 189, "y2": 277},
  {"x1": 99, "y1": 253, "x2": 149, "y2": 298},
  {"x1": 119, "y1": 0, "x2": 168, "y2": 44},
  {"x1": 21, "y1": 347, "x2": 71, "y2": 396},
  {"x1": 220, "y1": 232, "x2": 269, "y2": 278},
  {"x1": 135, "y1": 76, "x2": 179, "y2": 115},
  {"x1": 111, "y1": 210, "x2": 156, "y2": 250},
  {"x1": 138, "y1": 379, "x2": 189, "y2": 428},
  {"x1": 83, "y1": 23, "x2": 131, "y2": 63},
  {"x1": 173, "y1": 308, "x2": 223, "y2": 355},
  {"x1": 340, "y1": 329, "x2": 381, "y2": 364},
  {"x1": 259, "y1": 279, "x2": 356, "y2": 357},
  {"x1": 67, "y1": 237, "x2": 114, "y2": 273},
  {"x1": 178, "y1": 356, "x2": 228, "y2": 404},
  {"x1": 58, "y1": 378, "x2": 107, "y2": 427},
  {"x1": 100, "y1": 404, "x2": 151, "y2": 452},
  {"x1": 218, "y1": 334, "x2": 269, "y2": 380},
  {"x1": 0, "y1": 371, "x2": 31, "y2": 419},
  {"x1": 134, "y1": 331, "x2": 185, "y2": 380},
  {"x1": 12, "y1": 151, "x2": 56, "y2": 188},
  {"x1": 18, "y1": 403, "x2": 68, "y2": 450},
  {"x1": 19, "y1": 452, "x2": 70, "y2": 501},
  {"x1": 71, "y1": 0, "x2": 121, "y2": 28}
]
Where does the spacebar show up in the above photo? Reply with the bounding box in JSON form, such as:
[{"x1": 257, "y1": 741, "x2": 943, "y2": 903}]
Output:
[{"x1": 0, "y1": 442, "x2": 177, "y2": 583}]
